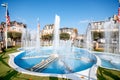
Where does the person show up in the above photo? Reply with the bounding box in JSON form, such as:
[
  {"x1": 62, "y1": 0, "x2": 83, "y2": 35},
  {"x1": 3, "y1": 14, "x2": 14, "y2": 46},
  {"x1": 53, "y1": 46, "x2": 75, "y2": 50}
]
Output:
[
  {"x1": 1, "y1": 41, "x2": 5, "y2": 52},
  {"x1": 1, "y1": 42, "x2": 5, "y2": 52}
]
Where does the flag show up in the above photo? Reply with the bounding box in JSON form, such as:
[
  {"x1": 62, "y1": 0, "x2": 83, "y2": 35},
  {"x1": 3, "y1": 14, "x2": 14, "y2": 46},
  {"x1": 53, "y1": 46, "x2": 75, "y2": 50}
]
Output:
[
  {"x1": 118, "y1": 4, "x2": 120, "y2": 23},
  {"x1": 6, "y1": 10, "x2": 10, "y2": 26}
]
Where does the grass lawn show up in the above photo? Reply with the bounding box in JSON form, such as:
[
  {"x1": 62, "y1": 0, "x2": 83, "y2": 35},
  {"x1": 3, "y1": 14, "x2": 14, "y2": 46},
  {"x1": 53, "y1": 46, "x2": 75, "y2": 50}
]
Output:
[
  {"x1": 97, "y1": 66, "x2": 120, "y2": 80},
  {"x1": 0, "y1": 46, "x2": 70, "y2": 80}
]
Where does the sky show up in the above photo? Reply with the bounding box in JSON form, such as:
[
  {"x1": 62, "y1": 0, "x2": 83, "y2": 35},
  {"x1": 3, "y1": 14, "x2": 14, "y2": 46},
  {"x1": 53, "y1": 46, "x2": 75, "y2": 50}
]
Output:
[{"x1": 0, "y1": 0, "x2": 119, "y2": 34}]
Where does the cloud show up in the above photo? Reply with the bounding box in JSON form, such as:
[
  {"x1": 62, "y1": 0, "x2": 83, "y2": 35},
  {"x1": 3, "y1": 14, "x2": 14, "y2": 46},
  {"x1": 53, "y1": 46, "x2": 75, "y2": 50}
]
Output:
[
  {"x1": 16, "y1": 16, "x2": 26, "y2": 23},
  {"x1": 79, "y1": 19, "x2": 93, "y2": 24}
]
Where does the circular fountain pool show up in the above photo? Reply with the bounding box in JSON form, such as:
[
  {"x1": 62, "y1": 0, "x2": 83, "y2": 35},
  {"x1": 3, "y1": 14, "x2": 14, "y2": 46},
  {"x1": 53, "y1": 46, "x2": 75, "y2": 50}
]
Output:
[{"x1": 14, "y1": 47, "x2": 97, "y2": 74}]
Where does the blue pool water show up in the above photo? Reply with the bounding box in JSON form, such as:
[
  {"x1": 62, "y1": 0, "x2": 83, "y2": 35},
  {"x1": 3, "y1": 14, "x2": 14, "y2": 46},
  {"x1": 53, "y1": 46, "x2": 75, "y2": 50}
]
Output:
[
  {"x1": 94, "y1": 53, "x2": 120, "y2": 70},
  {"x1": 14, "y1": 47, "x2": 97, "y2": 74}
]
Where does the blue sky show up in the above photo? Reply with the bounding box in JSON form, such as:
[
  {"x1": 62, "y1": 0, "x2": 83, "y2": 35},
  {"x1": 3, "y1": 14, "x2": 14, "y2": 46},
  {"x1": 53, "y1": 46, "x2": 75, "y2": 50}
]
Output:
[{"x1": 0, "y1": 0, "x2": 119, "y2": 34}]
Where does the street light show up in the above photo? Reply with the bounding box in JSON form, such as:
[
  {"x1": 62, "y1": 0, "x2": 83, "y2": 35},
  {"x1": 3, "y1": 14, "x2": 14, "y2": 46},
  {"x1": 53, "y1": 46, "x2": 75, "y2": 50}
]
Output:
[{"x1": 1, "y1": 3, "x2": 8, "y2": 49}]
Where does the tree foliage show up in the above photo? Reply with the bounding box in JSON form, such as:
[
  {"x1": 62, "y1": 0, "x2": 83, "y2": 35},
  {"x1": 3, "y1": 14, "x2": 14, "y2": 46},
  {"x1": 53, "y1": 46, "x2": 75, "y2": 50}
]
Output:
[
  {"x1": 41, "y1": 33, "x2": 70, "y2": 40},
  {"x1": 41, "y1": 34, "x2": 53, "y2": 40},
  {"x1": 60, "y1": 33, "x2": 70, "y2": 40},
  {"x1": 93, "y1": 31, "x2": 104, "y2": 40},
  {"x1": 7, "y1": 32, "x2": 21, "y2": 40}
]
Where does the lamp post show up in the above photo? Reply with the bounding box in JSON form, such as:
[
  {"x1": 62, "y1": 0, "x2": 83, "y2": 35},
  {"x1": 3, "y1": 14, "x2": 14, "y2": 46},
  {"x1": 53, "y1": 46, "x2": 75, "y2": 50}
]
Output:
[{"x1": 1, "y1": 3, "x2": 8, "y2": 49}]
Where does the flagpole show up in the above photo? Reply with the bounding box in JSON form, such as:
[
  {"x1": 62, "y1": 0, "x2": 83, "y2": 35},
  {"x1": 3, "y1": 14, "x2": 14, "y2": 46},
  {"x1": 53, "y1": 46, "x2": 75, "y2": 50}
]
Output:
[
  {"x1": 5, "y1": 4, "x2": 8, "y2": 49},
  {"x1": 118, "y1": 1, "x2": 120, "y2": 53},
  {"x1": 1, "y1": 3, "x2": 8, "y2": 49}
]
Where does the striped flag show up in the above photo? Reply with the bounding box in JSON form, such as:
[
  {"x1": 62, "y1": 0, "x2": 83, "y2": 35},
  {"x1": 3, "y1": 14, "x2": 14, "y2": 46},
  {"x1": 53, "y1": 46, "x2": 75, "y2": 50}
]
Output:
[
  {"x1": 118, "y1": 4, "x2": 120, "y2": 23},
  {"x1": 6, "y1": 10, "x2": 10, "y2": 26}
]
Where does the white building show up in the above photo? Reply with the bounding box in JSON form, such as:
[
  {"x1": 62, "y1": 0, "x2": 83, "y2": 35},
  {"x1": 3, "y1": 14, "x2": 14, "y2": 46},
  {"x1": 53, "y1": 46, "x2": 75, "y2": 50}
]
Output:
[
  {"x1": 60, "y1": 27, "x2": 78, "y2": 40},
  {"x1": 86, "y1": 15, "x2": 119, "y2": 53},
  {"x1": 42, "y1": 24, "x2": 78, "y2": 39},
  {"x1": 42, "y1": 24, "x2": 54, "y2": 35},
  {"x1": 8, "y1": 21, "x2": 26, "y2": 33}
]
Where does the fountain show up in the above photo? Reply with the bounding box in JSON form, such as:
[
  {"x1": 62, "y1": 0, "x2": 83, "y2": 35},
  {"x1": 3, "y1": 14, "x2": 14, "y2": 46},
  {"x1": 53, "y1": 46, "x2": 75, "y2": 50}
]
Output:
[
  {"x1": 21, "y1": 20, "x2": 41, "y2": 52},
  {"x1": 87, "y1": 19, "x2": 120, "y2": 54},
  {"x1": 104, "y1": 19, "x2": 119, "y2": 53},
  {"x1": 87, "y1": 18, "x2": 120, "y2": 72},
  {"x1": 36, "y1": 20, "x2": 41, "y2": 52},
  {"x1": 21, "y1": 28, "x2": 31, "y2": 50},
  {"x1": 53, "y1": 15, "x2": 60, "y2": 53},
  {"x1": 9, "y1": 15, "x2": 98, "y2": 80},
  {"x1": 86, "y1": 23, "x2": 93, "y2": 51},
  {"x1": 103, "y1": 18, "x2": 120, "y2": 54},
  {"x1": 104, "y1": 21, "x2": 111, "y2": 53}
]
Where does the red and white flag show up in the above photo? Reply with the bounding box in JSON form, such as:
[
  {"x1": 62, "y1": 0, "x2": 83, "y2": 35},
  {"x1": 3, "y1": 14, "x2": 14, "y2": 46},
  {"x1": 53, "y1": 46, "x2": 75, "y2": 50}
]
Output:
[
  {"x1": 6, "y1": 10, "x2": 10, "y2": 26},
  {"x1": 118, "y1": 4, "x2": 120, "y2": 23}
]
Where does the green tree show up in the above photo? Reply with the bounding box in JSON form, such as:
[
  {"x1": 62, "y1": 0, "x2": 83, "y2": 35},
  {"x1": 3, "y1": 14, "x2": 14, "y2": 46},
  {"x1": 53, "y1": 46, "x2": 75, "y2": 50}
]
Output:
[
  {"x1": 93, "y1": 31, "x2": 99, "y2": 40},
  {"x1": 41, "y1": 34, "x2": 53, "y2": 40},
  {"x1": 60, "y1": 33, "x2": 70, "y2": 40},
  {"x1": 93, "y1": 31, "x2": 104, "y2": 41},
  {"x1": 7, "y1": 32, "x2": 21, "y2": 40},
  {"x1": 42, "y1": 33, "x2": 70, "y2": 40}
]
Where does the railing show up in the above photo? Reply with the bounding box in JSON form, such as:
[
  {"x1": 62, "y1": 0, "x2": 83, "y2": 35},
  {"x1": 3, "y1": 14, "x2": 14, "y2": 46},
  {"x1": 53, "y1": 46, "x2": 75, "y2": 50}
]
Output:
[{"x1": 30, "y1": 54, "x2": 58, "y2": 72}]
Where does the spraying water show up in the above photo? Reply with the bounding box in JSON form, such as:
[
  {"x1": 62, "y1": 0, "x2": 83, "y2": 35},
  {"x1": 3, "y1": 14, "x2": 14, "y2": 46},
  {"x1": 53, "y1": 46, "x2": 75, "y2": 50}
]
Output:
[
  {"x1": 21, "y1": 28, "x2": 31, "y2": 50},
  {"x1": 21, "y1": 18, "x2": 41, "y2": 52},
  {"x1": 104, "y1": 20, "x2": 119, "y2": 53},
  {"x1": 104, "y1": 21, "x2": 111, "y2": 53},
  {"x1": 86, "y1": 23, "x2": 93, "y2": 51},
  {"x1": 20, "y1": 15, "x2": 95, "y2": 74},
  {"x1": 53, "y1": 15, "x2": 60, "y2": 53},
  {"x1": 36, "y1": 19, "x2": 41, "y2": 52}
]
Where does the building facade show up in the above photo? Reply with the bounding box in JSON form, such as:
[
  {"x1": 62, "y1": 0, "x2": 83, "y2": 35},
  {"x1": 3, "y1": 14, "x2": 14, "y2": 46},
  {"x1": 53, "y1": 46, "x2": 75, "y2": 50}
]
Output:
[
  {"x1": 0, "y1": 21, "x2": 26, "y2": 51},
  {"x1": 8, "y1": 21, "x2": 26, "y2": 32},
  {"x1": 42, "y1": 24, "x2": 78, "y2": 40},
  {"x1": 42, "y1": 24, "x2": 54, "y2": 35},
  {"x1": 86, "y1": 15, "x2": 119, "y2": 53},
  {"x1": 60, "y1": 28, "x2": 79, "y2": 41},
  {"x1": 41, "y1": 24, "x2": 81, "y2": 46}
]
